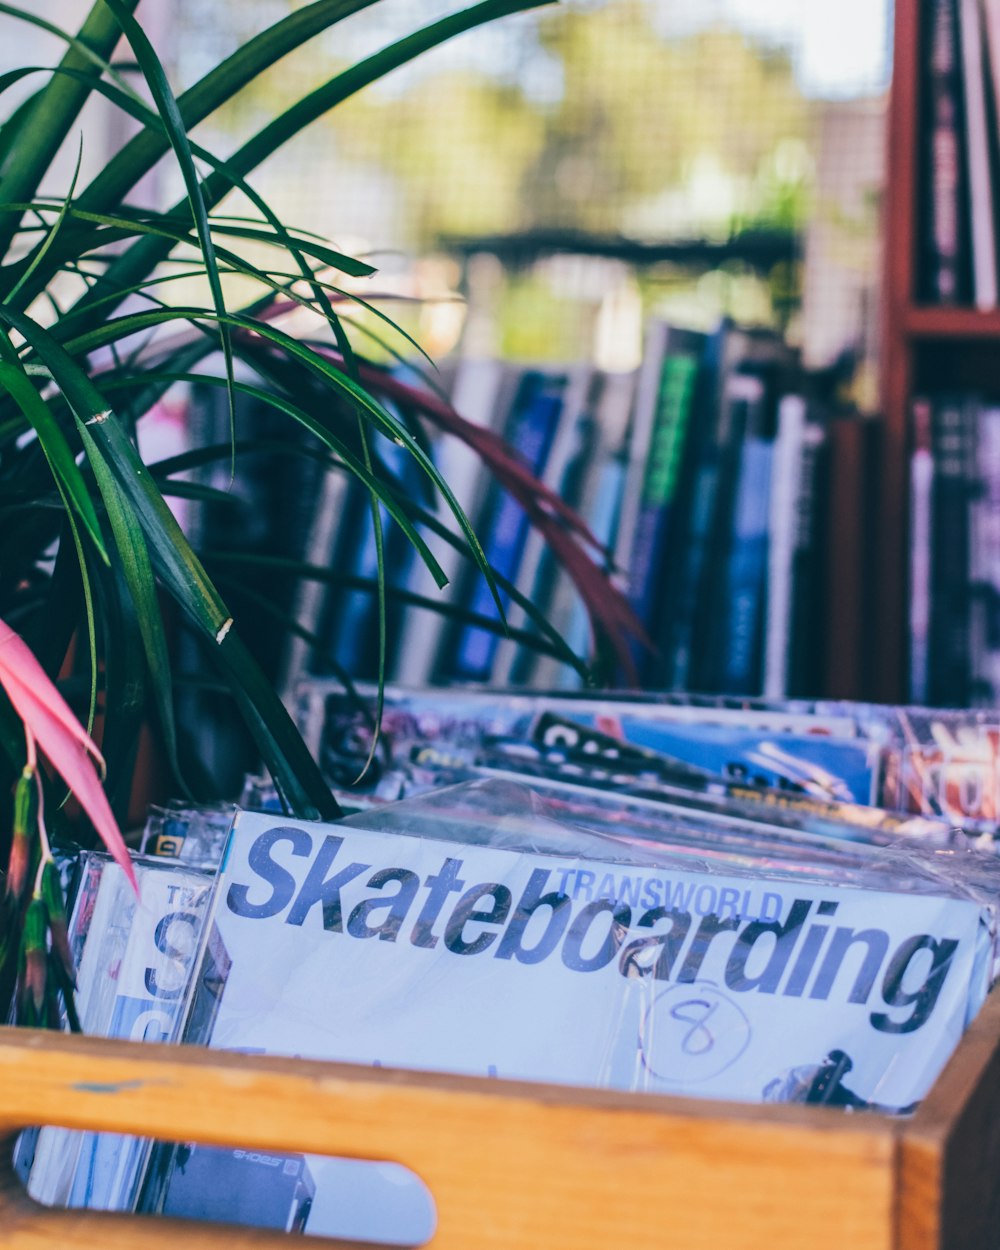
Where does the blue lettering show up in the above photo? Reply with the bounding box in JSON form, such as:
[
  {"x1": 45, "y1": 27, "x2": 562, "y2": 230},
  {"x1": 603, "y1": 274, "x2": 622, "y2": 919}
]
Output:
[
  {"x1": 618, "y1": 876, "x2": 642, "y2": 908},
  {"x1": 596, "y1": 873, "x2": 619, "y2": 903},
  {"x1": 694, "y1": 884, "x2": 717, "y2": 916},
  {"x1": 667, "y1": 881, "x2": 696, "y2": 911},
  {"x1": 574, "y1": 870, "x2": 596, "y2": 902},
  {"x1": 641, "y1": 878, "x2": 663, "y2": 909},
  {"x1": 761, "y1": 892, "x2": 783, "y2": 923},
  {"x1": 717, "y1": 887, "x2": 741, "y2": 920}
]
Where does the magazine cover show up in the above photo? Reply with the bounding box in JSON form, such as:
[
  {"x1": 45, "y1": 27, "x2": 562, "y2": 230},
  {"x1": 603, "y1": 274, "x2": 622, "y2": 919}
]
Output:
[
  {"x1": 185, "y1": 806, "x2": 990, "y2": 1110},
  {"x1": 294, "y1": 683, "x2": 864, "y2": 769},
  {"x1": 878, "y1": 706, "x2": 1000, "y2": 826},
  {"x1": 140, "y1": 787, "x2": 999, "y2": 1240},
  {"x1": 299, "y1": 683, "x2": 881, "y2": 805}
]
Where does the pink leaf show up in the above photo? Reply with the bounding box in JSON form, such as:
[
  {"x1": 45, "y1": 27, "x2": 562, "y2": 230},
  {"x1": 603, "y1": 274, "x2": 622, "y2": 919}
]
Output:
[{"x1": 0, "y1": 619, "x2": 136, "y2": 891}]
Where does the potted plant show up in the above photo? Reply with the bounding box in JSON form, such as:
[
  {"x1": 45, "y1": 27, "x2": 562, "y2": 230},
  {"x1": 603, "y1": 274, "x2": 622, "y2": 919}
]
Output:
[{"x1": 0, "y1": 0, "x2": 637, "y2": 1025}]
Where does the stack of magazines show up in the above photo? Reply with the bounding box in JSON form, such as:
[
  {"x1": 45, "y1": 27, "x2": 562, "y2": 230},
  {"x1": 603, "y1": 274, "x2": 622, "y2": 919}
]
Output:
[{"x1": 21, "y1": 685, "x2": 1000, "y2": 1240}]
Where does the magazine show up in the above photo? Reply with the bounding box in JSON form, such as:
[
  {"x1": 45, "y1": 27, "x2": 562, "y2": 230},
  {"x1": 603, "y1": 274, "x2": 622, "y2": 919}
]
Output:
[
  {"x1": 24, "y1": 854, "x2": 214, "y2": 1211},
  {"x1": 182, "y1": 801, "x2": 992, "y2": 1108},
  {"x1": 298, "y1": 683, "x2": 881, "y2": 804},
  {"x1": 136, "y1": 793, "x2": 994, "y2": 1238},
  {"x1": 296, "y1": 682, "x2": 1000, "y2": 837}
]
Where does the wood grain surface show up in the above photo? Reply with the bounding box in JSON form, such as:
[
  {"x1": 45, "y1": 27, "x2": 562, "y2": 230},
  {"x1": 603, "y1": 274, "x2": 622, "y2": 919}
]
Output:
[
  {"x1": 1, "y1": 984, "x2": 998, "y2": 1248},
  {"x1": 0, "y1": 1026, "x2": 899, "y2": 1250}
]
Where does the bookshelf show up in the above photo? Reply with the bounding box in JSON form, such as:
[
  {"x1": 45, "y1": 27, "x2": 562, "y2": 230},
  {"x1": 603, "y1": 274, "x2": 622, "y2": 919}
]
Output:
[{"x1": 877, "y1": 0, "x2": 1000, "y2": 703}]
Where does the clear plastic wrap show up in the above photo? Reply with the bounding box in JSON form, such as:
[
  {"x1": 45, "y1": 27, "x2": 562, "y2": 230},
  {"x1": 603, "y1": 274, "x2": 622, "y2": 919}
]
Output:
[
  {"x1": 23, "y1": 853, "x2": 214, "y2": 1211},
  {"x1": 295, "y1": 681, "x2": 1000, "y2": 839},
  {"x1": 140, "y1": 802, "x2": 237, "y2": 868},
  {"x1": 180, "y1": 782, "x2": 999, "y2": 1113},
  {"x1": 126, "y1": 776, "x2": 1000, "y2": 1240}
]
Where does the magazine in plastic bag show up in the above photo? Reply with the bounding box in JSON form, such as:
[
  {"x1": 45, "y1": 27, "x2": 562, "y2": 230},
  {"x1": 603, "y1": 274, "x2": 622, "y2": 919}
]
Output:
[
  {"x1": 132, "y1": 779, "x2": 999, "y2": 1242},
  {"x1": 298, "y1": 682, "x2": 882, "y2": 802},
  {"x1": 296, "y1": 681, "x2": 1000, "y2": 837},
  {"x1": 192, "y1": 783, "x2": 999, "y2": 1105},
  {"x1": 23, "y1": 853, "x2": 214, "y2": 1211}
]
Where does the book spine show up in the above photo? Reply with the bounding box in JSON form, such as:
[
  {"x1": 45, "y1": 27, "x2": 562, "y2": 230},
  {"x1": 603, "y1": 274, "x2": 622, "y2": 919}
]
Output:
[
  {"x1": 971, "y1": 404, "x2": 1000, "y2": 701},
  {"x1": 391, "y1": 358, "x2": 510, "y2": 687},
  {"x1": 279, "y1": 467, "x2": 352, "y2": 698},
  {"x1": 653, "y1": 323, "x2": 729, "y2": 690},
  {"x1": 688, "y1": 370, "x2": 762, "y2": 692},
  {"x1": 445, "y1": 372, "x2": 565, "y2": 683},
  {"x1": 928, "y1": 393, "x2": 976, "y2": 704},
  {"x1": 318, "y1": 478, "x2": 381, "y2": 680},
  {"x1": 717, "y1": 433, "x2": 774, "y2": 694},
  {"x1": 821, "y1": 415, "x2": 867, "y2": 699},
  {"x1": 959, "y1": 0, "x2": 998, "y2": 306},
  {"x1": 763, "y1": 393, "x2": 807, "y2": 699},
  {"x1": 786, "y1": 422, "x2": 827, "y2": 698},
  {"x1": 627, "y1": 352, "x2": 700, "y2": 653},
  {"x1": 531, "y1": 370, "x2": 636, "y2": 691},
  {"x1": 492, "y1": 365, "x2": 592, "y2": 687},
  {"x1": 612, "y1": 320, "x2": 671, "y2": 590},
  {"x1": 909, "y1": 398, "x2": 935, "y2": 704},
  {"x1": 923, "y1": 0, "x2": 971, "y2": 303}
]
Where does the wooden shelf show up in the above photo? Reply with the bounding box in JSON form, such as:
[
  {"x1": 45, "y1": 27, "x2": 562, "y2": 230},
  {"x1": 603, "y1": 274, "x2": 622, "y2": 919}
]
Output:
[
  {"x1": 875, "y1": 0, "x2": 1000, "y2": 701},
  {"x1": 904, "y1": 306, "x2": 1000, "y2": 338}
]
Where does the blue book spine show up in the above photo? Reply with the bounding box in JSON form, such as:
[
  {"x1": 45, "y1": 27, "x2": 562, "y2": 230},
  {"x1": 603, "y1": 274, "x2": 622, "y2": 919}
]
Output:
[
  {"x1": 559, "y1": 456, "x2": 628, "y2": 689},
  {"x1": 718, "y1": 437, "x2": 774, "y2": 693},
  {"x1": 449, "y1": 374, "x2": 565, "y2": 681}
]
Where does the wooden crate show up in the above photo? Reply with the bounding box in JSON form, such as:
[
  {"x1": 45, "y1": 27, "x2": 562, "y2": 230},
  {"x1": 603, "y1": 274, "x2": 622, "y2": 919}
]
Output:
[{"x1": 0, "y1": 989, "x2": 997, "y2": 1250}]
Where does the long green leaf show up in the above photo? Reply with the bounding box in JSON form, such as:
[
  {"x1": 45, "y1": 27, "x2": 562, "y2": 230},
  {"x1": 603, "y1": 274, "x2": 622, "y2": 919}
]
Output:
[
  {"x1": 0, "y1": 194, "x2": 373, "y2": 280},
  {"x1": 57, "y1": 304, "x2": 498, "y2": 613},
  {"x1": 77, "y1": 1, "x2": 380, "y2": 217},
  {"x1": 0, "y1": 0, "x2": 140, "y2": 255},
  {"x1": 40, "y1": 59, "x2": 371, "y2": 378},
  {"x1": 6, "y1": 136, "x2": 83, "y2": 307},
  {"x1": 0, "y1": 62, "x2": 369, "y2": 313},
  {"x1": 101, "y1": 0, "x2": 238, "y2": 470},
  {"x1": 0, "y1": 358, "x2": 107, "y2": 562},
  {"x1": 206, "y1": 552, "x2": 587, "y2": 671},
  {"x1": 0, "y1": 305, "x2": 338, "y2": 819},
  {"x1": 0, "y1": 4, "x2": 146, "y2": 98},
  {"x1": 98, "y1": 368, "x2": 448, "y2": 588},
  {"x1": 77, "y1": 416, "x2": 188, "y2": 797}
]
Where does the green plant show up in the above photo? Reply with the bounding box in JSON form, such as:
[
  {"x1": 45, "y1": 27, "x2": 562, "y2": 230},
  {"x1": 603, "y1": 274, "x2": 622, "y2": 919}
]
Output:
[{"x1": 0, "y1": 0, "x2": 640, "y2": 1022}]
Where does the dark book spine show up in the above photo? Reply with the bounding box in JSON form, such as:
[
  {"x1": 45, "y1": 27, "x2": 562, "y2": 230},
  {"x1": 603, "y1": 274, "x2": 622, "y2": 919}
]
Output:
[
  {"x1": 688, "y1": 371, "x2": 761, "y2": 692},
  {"x1": 786, "y1": 425, "x2": 827, "y2": 698},
  {"x1": 653, "y1": 324, "x2": 728, "y2": 690},
  {"x1": 922, "y1": 0, "x2": 972, "y2": 302},
  {"x1": 821, "y1": 415, "x2": 868, "y2": 700},
  {"x1": 928, "y1": 394, "x2": 976, "y2": 704},
  {"x1": 627, "y1": 352, "x2": 700, "y2": 680}
]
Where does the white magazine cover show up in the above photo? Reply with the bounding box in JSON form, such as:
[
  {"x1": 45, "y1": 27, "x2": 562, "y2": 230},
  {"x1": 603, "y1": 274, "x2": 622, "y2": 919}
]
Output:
[
  {"x1": 194, "y1": 809, "x2": 990, "y2": 1106},
  {"x1": 161, "y1": 800, "x2": 995, "y2": 1239}
]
